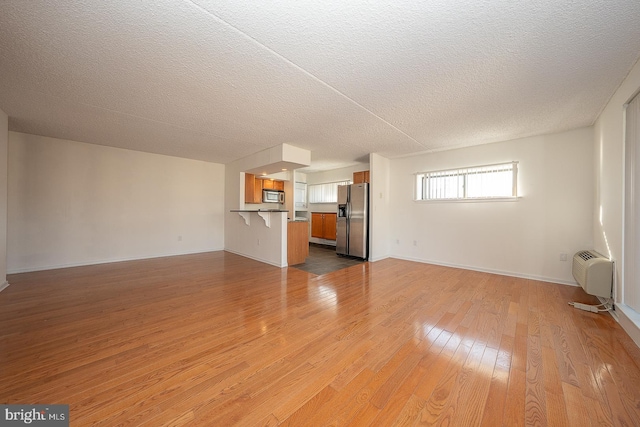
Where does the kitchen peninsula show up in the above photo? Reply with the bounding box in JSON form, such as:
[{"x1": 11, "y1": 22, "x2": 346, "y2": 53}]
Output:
[
  {"x1": 229, "y1": 210, "x2": 308, "y2": 267},
  {"x1": 231, "y1": 209, "x2": 288, "y2": 228},
  {"x1": 224, "y1": 142, "x2": 312, "y2": 268}
]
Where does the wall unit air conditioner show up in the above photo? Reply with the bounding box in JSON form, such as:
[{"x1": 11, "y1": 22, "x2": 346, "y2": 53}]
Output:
[{"x1": 572, "y1": 250, "x2": 613, "y2": 298}]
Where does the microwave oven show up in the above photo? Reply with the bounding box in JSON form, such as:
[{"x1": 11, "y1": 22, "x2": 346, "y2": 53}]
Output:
[{"x1": 262, "y1": 189, "x2": 285, "y2": 204}]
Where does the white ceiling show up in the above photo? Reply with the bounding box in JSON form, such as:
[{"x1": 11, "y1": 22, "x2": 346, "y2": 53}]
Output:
[{"x1": 1, "y1": 0, "x2": 639, "y2": 172}]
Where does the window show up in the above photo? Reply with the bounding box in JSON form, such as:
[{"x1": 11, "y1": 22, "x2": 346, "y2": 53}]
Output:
[
  {"x1": 624, "y1": 90, "x2": 640, "y2": 311},
  {"x1": 308, "y1": 180, "x2": 351, "y2": 203},
  {"x1": 415, "y1": 162, "x2": 518, "y2": 201}
]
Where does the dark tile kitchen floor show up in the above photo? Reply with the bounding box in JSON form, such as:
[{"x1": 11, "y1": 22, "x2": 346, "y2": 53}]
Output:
[{"x1": 290, "y1": 243, "x2": 365, "y2": 275}]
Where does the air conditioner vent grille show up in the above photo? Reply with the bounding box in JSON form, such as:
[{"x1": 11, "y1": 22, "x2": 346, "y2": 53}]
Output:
[
  {"x1": 572, "y1": 250, "x2": 612, "y2": 298},
  {"x1": 578, "y1": 251, "x2": 596, "y2": 261}
]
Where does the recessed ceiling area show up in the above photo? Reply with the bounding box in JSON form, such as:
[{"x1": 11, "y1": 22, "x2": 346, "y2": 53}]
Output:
[{"x1": 1, "y1": 0, "x2": 639, "y2": 172}]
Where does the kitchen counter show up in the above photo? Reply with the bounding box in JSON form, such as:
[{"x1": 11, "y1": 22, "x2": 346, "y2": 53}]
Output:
[
  {"x1": 231, "y1": 209, "x2": 288, "y2": 228},
  {"x1": 230, "y1": 209, "x2": 289, "y2": 212},
  {"x1": 227, "y1": 209, "x2": 287, "y2": 267}
]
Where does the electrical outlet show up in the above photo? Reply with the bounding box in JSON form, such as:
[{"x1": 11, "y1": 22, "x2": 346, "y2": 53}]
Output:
[
  {"x1": 413, "y1": 240, "x2": 417, "y2": 246},
  {"x1": 178, "y1": 235, "x2": 182, "y2": 242},
  {"x1": 559, "y1": 252, "x2": 567, "y2": 261},
  {"x1": 396, "y1": 239, "x2": 400, "y2": 244},
  {"x1": 257, "y1": 239, "x2": 260, "y2": 246}
]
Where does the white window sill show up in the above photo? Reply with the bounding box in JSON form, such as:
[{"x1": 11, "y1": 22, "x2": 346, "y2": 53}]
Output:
[{"x1": 414, "y1": 196, "x2": 521, "y2": 203}]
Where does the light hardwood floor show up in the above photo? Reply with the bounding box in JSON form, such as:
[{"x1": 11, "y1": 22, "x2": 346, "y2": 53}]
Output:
[{"x1": 1, "y1": 251, "x2": 640, "y2": 426}]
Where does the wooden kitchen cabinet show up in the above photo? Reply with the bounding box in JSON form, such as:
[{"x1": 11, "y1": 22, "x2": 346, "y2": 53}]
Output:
[
  {"x1": 311, "y1": 212, "x2": 337, "y2": 240},
  {"x1": 245, "y1": 174, "x2": 285, "y2": 204},
  {"x1": 324, "y1": 214, "x2": 337, "y2": 240},
  {"x1": 287, "y1": 221, "x2": 309, "y2": 265},
  {"x1": 245, "y1": 173, "x2": 263, "y2": 204},
  {"x1": 311, "y1": 213, "x2": 323, "y2": 237},
  {"x1": 353, "y1": 170, "x2": 370, "y2": 184},
  {"x1": 262, "y1": 179, "x2": 274, "y2": 189},
  {"x1": 262, "y1": 179, "x2": 284, "y2": 191}
]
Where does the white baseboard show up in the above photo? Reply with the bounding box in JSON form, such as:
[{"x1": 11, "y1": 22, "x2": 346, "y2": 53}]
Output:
[
  {"x1": 223, "y1": 249, "x2": 286, "y2": 268},
  {"x1": 368, "y1": 254, "x2": 390, "y2": 263},
  {"x1": 0, "y1": 281, "x2": 9, "y2": 292},
  {"x1": 7, "y1": 248, "x2": 225, "y2": 274},
  {"x1": 390, "y1": 255, "x2": 577, "y2": 286},
  {"x1": 612, "y1": 304, "x2": 640, "y2": 348},
  {"x1": 309, "y1": 238, "x2": 336, "y2": 247}
]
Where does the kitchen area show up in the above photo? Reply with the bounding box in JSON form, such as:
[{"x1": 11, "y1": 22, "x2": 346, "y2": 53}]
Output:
[
  {"x1": 225, "y1": 142, "x2": 370, "y2": 272},
  {"x1": 240, "y1": 170, "x2": 309, "y2": 266}
]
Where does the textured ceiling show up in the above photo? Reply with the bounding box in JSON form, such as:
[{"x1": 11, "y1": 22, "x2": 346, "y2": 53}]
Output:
[{"x1": 1, "y1": 0, "x2": 639, "y2": 172}]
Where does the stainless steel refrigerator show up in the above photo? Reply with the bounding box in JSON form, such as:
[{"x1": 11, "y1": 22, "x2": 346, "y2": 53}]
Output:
[{"x1": 336, "y1": 183, "x2": 368, "y2": 259}]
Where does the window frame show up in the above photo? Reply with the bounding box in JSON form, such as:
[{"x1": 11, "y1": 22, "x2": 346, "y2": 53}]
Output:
[{"x1": 414, "y1": 161, "x2": 519, "y2": 202}]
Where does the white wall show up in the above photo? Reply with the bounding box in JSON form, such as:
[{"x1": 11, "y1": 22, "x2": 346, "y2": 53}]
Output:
[
  {"x1": 389, "y1": 127, "x2": 594, "y2": 284},
  {"x1": 594, "y1": 57, "x2": 640, "y2": 344},
  {"x1": 369, "y1": 153, "x2": 390, "y2": 261},
  {"x1": 0, "y1": 109, "x2": 7, "y2": 287},
  {"x1": 8, "y1": 132, "x2": 225, "y2": 272}
]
